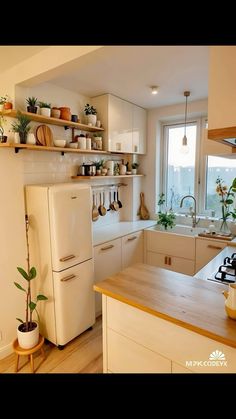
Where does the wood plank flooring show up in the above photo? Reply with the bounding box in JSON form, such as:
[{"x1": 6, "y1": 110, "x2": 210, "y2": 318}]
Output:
[{"x1": 0, "y1": 316, "x2": 103, "y2": 374}]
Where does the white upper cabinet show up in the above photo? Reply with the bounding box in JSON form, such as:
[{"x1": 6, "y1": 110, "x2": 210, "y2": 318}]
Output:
[
  {"x1": 208, "y1": 46, "x2": 236, "y2": 131},
  {"x1": 92, "y1": 94, "x2": 146, "y2": 154}
]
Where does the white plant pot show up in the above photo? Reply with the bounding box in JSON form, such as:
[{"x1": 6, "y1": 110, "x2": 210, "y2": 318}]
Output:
[
  {"x1": 17, "y1": 322, "x2": 39, "y2": 349},
  {"x1": 40, "y1": 108, "x2": 51, "y2": 117},
  {"x1": 87, "y1": 114, "x2": 97, "y2": 126},
  {"x1": 131, "y1": 168, "x2": 137, "y2": 174}
]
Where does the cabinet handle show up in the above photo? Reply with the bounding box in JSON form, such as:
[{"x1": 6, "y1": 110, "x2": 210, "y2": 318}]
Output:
[
  {"x1": 127, "y1": 236, "x2": 137, "y2": 241},
  {"x1": 59, "y1": 254, "x2": 76, "y2": 262},
  {"x1": 164, "y1": 256, "x2": 168, "y2": 264},
  {"x1": 101, "y1": 245, "x2": 114, "y2": 251},
  {"x1": 60, "y1": 274, "x2": 76, "y2": 282},
  {"x1": 168, "y1": 257, "x2": 172, "y2": 266},
  {"x1": 207, "y1": 245, "x2": 222, "y2": 250}
]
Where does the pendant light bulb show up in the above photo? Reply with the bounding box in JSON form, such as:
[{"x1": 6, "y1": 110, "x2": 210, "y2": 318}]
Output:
[{"x1": 180, "y1": 91, "x2": 190, "y2": 154}]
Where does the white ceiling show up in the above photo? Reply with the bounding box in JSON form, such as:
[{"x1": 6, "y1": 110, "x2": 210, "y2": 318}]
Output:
[
  {"x1": 0, "y1": 46, "x2": 48, "y2": 74},
  {"x1": 50, "y1": 46, "x2": 209, "y2": 109}
]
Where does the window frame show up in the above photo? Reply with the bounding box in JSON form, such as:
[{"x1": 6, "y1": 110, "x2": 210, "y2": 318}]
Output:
[{"x1": 161, "y1": 118, "x2": 202, "y2": 214}]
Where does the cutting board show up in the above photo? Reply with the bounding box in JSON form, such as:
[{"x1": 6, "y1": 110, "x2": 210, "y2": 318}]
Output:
[
  {"x1": 138, "y1": 192, "x2": 150, "y2": 220},
  {"x1": 198, "y1": 232, "x2": 234, "y2": 241},
  {"x1": 36, "y1": 125, "x2": 53, "y2": 146}
]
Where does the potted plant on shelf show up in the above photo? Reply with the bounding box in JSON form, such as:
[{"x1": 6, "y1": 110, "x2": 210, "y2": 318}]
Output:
[
  {"x1": 14, "y1": 215, "x2": 48, "y2": 349},
  {"x1": 131, "y1": 162, "x2": 139, "y2": 174},
  {"x1": 0, "y1": 112, "x2": 7, "y2": 142},
  {"x1": 26, "y1": 97, "x2": 38, "y2": 114},
  {"x1": 94, "y1": 159, "x2": 105, "y2": 175},
  {"x1": 38, "y1": 101, "x2": 51, "y2": 117},
  {"x1": 84, "y1": 103, "x2": 97, "y2": 126},
  {"x1": 11, "y1": 111, "x2": 31, "y2": 144},
  {"x1": 0, "y1": 94, "x2": 12, "y2": 111}
]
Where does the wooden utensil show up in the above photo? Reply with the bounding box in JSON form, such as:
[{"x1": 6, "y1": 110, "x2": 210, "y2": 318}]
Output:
[
  {"x1": 92, "y1": 194, "x2": 99, "y2": 222},
  {"x1": 112, "y1": 191, "x2": 119, "y2": 211},
  {"x1": 139, "y1": 192, "x2": 150, "y2": 220},
  {"x1": 98, "y1": 192, "x2": 106, "y2": 216},
  {"x1": 36, "y1": 125, "x2": 53, "y2": 146}
]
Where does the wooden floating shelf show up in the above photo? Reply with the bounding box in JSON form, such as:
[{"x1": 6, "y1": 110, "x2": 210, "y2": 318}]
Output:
[
  {"x1": 71, "y1": 175, "x2": 144, "y2": 179},
  {"x1": 208, "y1": 127, "x2": 236, "y2": 153},
  {"x1": 0, "y1": 143, "x2": 111, "y2": 155},
  {"x1": 3, "y1": 109, "x2": 104, "y2": 132}
]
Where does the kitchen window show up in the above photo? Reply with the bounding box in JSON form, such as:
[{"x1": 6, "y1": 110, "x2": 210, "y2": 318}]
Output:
[
  {"x1": 161, "y1": 120, "x2": 200, "y2": 213},
  {"x1": 161, "y1": 118, "x2": 236, "y2": 218}
]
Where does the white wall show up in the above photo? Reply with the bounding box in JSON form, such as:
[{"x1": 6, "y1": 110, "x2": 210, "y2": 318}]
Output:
[
  {"x1": 0, "y1": 82, "x2": 141, "y2": 359},
  {"x1": 140, "y1": 99, "x2": 208, "y2": 219}
]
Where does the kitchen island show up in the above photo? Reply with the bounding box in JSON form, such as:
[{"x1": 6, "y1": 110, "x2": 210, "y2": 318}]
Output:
[{"x1": 94, "y1": 260, "x2": 236, "y2": 373}]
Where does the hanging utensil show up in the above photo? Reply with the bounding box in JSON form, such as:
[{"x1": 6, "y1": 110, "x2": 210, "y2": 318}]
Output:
[
  {"x1": 92, "y1": 193, "x2": 99, "y2": 222},
  {"x1": 117, "y1": 187, "x2": 122, "y2": 208},
  {"x1": 112, "y1": 191, "x2": 119, "y2": 211},
  {"x1": 98, "y1": 192, "x2": 106, "y2": 216}
]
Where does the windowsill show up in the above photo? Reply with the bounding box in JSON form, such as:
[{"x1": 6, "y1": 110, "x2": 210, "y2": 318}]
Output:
[{"x1": 174, "y1": 213, "x2": 236, "y2": 234}]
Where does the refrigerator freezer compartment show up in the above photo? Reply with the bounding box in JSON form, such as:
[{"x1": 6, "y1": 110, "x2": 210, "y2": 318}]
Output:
[{"x1": 53, "y1": 259, "x2": 95, "y2": 346}]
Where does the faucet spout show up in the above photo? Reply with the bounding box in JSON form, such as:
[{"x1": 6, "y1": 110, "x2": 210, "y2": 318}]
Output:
[{"x1": 180, "y1": 195, "x2": 198, "y2": 228}]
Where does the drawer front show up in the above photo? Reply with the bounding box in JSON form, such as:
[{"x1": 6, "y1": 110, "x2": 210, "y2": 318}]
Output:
[
  {"x1": 107, "y1": 328, "x2": 171, "y2": 373},
  {"x1": 146, "y1": 251, "x2": 195, "y2": 275},
  {"x1": 195, "y1": 238, "x2": 227, "y2": 272},
  {"x1": 106, "y1": 297, "x2": 236, "y2": 373},
  {"x1": 121, "y1": 231, "x2": 143, "y2": 269},
  {"x1": 146, "y1": 230, "x2": 195, "y2": 260},
  {"x1": 94, "y1": 238, "x2": 122, "y2": 316}
]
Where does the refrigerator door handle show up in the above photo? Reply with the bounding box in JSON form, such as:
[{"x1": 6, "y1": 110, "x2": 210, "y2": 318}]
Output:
[
  {"x1": 60, "y1": 274, "x2": 76, "y2": 282},
  {"x1": 59, "y1": 254, "x2": 76, "y2": 262}
]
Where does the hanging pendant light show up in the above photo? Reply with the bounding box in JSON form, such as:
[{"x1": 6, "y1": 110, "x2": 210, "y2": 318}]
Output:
[{"x1": 182, "y1": 91, "x2": 190, "y2": 153}]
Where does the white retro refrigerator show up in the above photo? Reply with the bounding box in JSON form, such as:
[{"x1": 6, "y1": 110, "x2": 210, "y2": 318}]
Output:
[{"x1": 25, "y1": 183, "x2": 95, "y2": 347}]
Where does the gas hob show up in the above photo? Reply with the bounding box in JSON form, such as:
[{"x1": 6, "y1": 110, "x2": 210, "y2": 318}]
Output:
[{"x1": 208, "y1": 253, "x2": 236, "y2": 285}]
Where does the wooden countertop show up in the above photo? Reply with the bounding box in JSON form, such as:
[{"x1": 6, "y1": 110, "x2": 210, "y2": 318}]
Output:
[{"x1": 94, "y1": 263, "x2": 236, "y2": 348}]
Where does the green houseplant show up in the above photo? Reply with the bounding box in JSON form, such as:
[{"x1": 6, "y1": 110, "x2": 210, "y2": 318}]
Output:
[
  {"x1": 26, "y1": 96, "x2": 38, "y2": 114},
  {"x1": 131, "y1": 162, "x2": 139, "y2": 174},
  {"x1": 0, "y1": 111, "x2": 7, "y2": 142},
  {"x1": 38, "y1": 101, "x2": 51, "y2": 117},
  {"x1": 11, "y1": 111, "x2": 31, "y2": 144},
  {"x1": 14, "y1": 215, "x2": 47, "y2": 349},
  {"x1": 215, "y1": 176, "x2": 236, "y2": 234},
  {"x1": 84, "y1": 104, "x2": 97, "y2": 126},
  {"x1": 156, "y1": 193, "x2": 176, "y2": 230}
]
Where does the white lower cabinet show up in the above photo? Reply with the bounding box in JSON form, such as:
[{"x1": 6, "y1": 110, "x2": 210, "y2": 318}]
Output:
[
  {"x1": 145, "y1": 230, "x2": 195, "y2": 275},
  {"x1": 107, "y1": 328, "x2": 171, "y2": 373},
  {"x1": 94, "y1": 238, "x2": 122, "y2": 317},
  {"x1": 103, "y1": 296, "x2": 236, "y2": 373},
  {"x1": 195, "y1": 238, "x2": 227, "y2": 272},
  {"x1": 172, "y1": 362, "x2": 192, "y2": 373},
  {"x1": 146, "y1": 251, "x2": 195, "y2": 275},
  {"x1": 121, "y1": 231, "x2": 143, "y2": 269},
  {"x1": 94, "y1": 231, "x2": 144, "y2": 317}
]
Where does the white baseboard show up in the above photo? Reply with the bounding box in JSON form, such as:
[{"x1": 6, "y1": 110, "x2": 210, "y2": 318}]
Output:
[{"x1": 0, "y1": 342, "x2": 13, "y2": 360}]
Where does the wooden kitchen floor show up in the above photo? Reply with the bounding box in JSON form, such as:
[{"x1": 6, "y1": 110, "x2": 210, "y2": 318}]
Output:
[{"x1": 0, "y1": 316, "x2": 103, "y2": 374}]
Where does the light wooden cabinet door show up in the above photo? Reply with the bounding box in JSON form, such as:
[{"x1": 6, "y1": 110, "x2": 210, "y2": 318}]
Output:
[
  {"x1": 94, "y1": 238, "x2": 122, "y2": 316},
  {"x1": 132, "y1": 105, "x2": 146, "y2": 154},
  {"x1": 109, "y1": 95, "x2": 133, "y2": 153},
  {"x1": 146, "y1": 251, "x2": 195, "y2": 275},
  {"x1": 121, "y1": 231, "x2": 143, "y2": 269},
  {"x1": 195, "y1": 238, "x2": 227, "y2": 272}
]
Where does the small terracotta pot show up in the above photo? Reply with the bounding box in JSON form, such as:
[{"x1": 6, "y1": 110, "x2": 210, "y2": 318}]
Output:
[
  {"x1": 4, "y1": 102, "x2": 13, "y2": 110},
  {"x1": 51, "y1": 109, "x2": 61, "y2": 118},
  {"x1": 59, "y1": 107, "x2": 71, "y2": 121}
]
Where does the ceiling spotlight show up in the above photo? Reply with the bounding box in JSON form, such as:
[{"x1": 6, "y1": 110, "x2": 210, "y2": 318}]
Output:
[{"x1": 151, "y1": 86, "x2": 158, "y2": 95}]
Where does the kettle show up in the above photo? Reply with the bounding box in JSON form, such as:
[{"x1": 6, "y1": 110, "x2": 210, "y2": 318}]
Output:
[{"x1": 223, "y1": 284, "x2": 236, "y2": 320}]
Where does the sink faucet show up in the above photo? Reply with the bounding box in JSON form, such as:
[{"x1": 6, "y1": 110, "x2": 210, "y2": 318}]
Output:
[{"x1": 180, "y1": 195, "x2": 198, "y2": 228}]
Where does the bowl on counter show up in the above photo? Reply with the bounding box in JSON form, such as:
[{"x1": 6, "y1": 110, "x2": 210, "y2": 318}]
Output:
[{"x1": 54, "y1": 139, "x2": 66, "y2": 147}]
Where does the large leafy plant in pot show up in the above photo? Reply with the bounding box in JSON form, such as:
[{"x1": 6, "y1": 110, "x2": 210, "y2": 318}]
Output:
[
  {"x1": 14, "y1": 215, "x2": 48, "y2": 349},
  {"x1": 11, "y1": 111, "x2": 31, "y2": 144}
]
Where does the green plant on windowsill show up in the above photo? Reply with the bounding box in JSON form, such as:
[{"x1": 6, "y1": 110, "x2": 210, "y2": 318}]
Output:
[{"x1": 156, "y1": 193, "x2": 176, "y2": 230}]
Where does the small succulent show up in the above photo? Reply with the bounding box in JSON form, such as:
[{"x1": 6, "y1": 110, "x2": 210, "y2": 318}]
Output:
[
  {"x1": 38, "y1": 101, "x2": 51, "y2": 109},
  {"x1": 26, "y1": 97, "x2": 38, "y2": 107}
]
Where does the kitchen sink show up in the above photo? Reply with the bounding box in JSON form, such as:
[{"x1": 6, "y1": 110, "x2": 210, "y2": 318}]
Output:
[{"x1": 149, "y1": 224, "x2": 206, "y2": 237}]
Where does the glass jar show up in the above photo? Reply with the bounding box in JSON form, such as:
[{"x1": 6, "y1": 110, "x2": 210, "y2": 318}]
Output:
[{"x1": 95, "y1": 137, "x2": 102, "y2": 150}]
